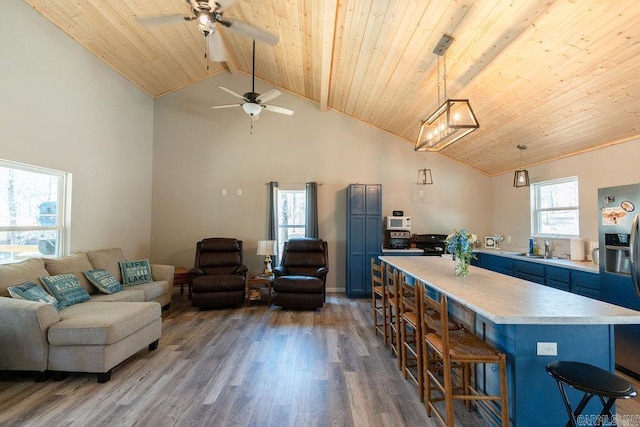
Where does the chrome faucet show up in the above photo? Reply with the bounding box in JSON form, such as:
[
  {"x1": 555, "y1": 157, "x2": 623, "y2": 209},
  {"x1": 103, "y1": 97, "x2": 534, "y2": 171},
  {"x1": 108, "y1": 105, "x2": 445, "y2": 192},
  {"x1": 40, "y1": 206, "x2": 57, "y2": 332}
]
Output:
[{"x1": 544, "y1": 240, "x2": 551, "y2": 258}]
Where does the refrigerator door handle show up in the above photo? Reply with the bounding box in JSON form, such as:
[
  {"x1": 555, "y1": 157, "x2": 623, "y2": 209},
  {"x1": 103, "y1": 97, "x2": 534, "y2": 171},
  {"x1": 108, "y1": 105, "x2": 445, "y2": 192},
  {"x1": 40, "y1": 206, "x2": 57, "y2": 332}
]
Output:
[{"x1": 631, "y1": 213, "x2": 640, "y2": 294}]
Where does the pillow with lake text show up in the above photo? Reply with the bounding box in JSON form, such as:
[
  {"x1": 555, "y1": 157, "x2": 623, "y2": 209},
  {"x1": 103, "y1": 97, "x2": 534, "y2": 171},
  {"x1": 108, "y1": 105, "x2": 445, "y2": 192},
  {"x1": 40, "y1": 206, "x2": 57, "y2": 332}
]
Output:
[
  {"x1": 8, "y1": 281, "x2": 61, "y2": 310},
  {"x1": 118, "y1": 259, "x2": 152, "y2": 286},
  {"x1": 40, "y1": 273, "x2": 91, "y2": 308},
  {"x1": 83, "y1": 269, "x2": 124, "y2": 294}
]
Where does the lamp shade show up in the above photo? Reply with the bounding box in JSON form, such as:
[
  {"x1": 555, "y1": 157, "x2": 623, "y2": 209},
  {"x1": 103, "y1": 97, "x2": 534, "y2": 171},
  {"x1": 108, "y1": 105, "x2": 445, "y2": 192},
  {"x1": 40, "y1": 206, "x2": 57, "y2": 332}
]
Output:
[
  {"x1": 415, "y1": 99, "x2": 479, "y2": 151},
  {"x1": 513, "y1": 170, "x2": 530, "y2": 188},
  {"x1": 243, "y1": 103, "x2": 262, "y2": 116},
  {"x1": 256, "y1": 240, "x2": 276, "y2": 256}
]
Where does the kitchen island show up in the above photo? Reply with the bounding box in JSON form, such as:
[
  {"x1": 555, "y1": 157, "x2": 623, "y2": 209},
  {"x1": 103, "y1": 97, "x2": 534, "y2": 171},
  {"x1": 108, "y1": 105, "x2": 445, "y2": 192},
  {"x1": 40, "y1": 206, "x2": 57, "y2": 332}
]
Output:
[{"x1": 380, "y1": 255, "x2": 640, "y2": 427}]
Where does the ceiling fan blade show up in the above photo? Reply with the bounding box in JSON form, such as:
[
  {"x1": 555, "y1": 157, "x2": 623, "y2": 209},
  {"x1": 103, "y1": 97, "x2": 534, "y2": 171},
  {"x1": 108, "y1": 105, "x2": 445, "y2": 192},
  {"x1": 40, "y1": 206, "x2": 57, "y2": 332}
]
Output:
[
  {"x1": 256, "y1": 89, "x2": 281, "y2": 104},
  {"x1": 136, "y1": 14, "x2": 187, "y2": 26},
  {"x1": 211, "y1": 0, "x2": 237, "y2": 10},
  {"x1": 263, "y1": 105, "x2": 294, "y2": 115},
  {"x1": 186, "y1": 0, "x2": 200, "y2": 11},
  {"x1": 207, "y1": 29, "x2": 227, "y2": 62},
  {"x1": 218, "y1": 17, "x2": 279, "y2": 45},
  {"x1": 212, "y1": 104, "x2": 242, "y2": 109},
  {"x1": 218, "y1": 86, "x2": 247, "y2": 100}
]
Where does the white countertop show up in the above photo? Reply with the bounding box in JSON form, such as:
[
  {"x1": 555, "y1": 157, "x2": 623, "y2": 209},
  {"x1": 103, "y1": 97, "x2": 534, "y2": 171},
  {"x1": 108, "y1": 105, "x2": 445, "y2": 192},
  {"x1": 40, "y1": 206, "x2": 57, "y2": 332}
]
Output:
[
  {"x1": 381, "y1": 247, "x2": 424, "y2": 254},
  {"x1": 380, "y1": 255, "x2": 640, "y2": 325},
  {"x1": 474, "y1": 249, "x2": 600, "y2": 273}
]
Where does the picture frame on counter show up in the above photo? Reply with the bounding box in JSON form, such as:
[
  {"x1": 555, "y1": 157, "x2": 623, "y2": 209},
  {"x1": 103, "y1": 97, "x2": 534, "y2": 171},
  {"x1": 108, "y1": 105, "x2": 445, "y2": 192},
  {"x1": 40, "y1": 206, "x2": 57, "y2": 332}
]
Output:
[{"x1": 485, "y1": 237, "x2": 495, "y2": 248}]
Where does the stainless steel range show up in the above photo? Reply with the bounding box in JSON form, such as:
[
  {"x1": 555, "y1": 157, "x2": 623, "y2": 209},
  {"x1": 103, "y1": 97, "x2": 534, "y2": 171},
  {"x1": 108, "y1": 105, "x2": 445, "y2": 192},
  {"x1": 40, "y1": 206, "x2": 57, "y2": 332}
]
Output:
[{"x1": 414, "y1": 234, "x2": 448, "y2": 256}]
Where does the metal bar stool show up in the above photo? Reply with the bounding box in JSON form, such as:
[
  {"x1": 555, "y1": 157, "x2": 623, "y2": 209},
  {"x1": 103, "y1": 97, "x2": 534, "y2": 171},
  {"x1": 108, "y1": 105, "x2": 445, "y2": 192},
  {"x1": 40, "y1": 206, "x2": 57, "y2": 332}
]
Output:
[{"x1": 546, "y1": 361, "x2": 637, "y2": 427}]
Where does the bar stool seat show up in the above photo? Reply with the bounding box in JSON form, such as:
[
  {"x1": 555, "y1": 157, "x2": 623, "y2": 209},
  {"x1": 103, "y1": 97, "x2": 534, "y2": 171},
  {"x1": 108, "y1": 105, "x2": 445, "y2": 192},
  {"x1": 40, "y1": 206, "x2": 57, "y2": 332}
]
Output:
[{"x1": 546, "y1": 361, "x2": 637, "y2": 427}]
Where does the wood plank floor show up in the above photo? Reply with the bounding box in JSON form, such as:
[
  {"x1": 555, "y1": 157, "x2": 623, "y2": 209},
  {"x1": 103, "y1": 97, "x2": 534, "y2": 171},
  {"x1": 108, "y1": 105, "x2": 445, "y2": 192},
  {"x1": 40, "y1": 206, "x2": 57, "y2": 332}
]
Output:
[{"x1": 1, "y1": 289, "x2": 638, "y2": 426}]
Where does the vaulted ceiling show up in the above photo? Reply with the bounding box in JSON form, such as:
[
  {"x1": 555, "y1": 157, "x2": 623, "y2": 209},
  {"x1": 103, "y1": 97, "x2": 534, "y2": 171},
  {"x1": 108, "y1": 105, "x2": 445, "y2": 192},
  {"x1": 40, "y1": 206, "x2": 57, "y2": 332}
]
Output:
[{"x1": 23, "y1": 0, "x2": 640, "y2": 176}]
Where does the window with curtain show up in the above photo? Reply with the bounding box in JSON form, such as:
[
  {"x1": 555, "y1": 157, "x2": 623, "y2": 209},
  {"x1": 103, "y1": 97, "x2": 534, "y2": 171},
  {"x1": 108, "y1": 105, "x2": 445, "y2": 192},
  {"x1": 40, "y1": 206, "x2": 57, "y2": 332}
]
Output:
[
  {"x1": 531, "y1": 176, "x2": 579, "y2": 237},
  {"x1": 269, "y1": 182, "x2": 319, "y2": 259},
  {"x1": 0, "y1": 159, "x2": 70, "y2": 263},
  {"x1": 274, "y1": 185, "x2": 307, "y2": 257}
]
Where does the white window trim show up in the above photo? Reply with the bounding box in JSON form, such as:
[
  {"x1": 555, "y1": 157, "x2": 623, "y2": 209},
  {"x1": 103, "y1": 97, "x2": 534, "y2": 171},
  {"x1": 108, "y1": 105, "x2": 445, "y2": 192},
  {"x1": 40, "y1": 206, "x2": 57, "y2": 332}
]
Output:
[
  {"x1": 0, "y1": 159, "x2": 71, "y2": 259},
  {"x1": 530, "y1": 176, "x2": 579, "y2": 239}
]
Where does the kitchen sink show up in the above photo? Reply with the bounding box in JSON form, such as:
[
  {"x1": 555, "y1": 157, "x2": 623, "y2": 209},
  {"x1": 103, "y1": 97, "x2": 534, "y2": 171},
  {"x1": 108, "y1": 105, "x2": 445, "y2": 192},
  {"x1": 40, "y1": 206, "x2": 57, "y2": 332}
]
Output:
[{"x1": 517, "y1": 253, "x2": 545, "y2": 259}]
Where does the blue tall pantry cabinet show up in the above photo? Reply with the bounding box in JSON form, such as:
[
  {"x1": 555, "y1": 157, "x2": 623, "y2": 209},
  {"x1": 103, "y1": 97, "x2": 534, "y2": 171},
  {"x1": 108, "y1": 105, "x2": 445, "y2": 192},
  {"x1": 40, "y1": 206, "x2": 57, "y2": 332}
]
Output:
[{"x1": 346, "y1": 184, "x2": 382, "y2": 298}]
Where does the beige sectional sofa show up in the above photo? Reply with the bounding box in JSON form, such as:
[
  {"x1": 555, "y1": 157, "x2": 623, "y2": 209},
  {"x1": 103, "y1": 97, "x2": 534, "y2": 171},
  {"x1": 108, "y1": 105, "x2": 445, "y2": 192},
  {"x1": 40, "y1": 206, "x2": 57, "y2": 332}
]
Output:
[{"x1": 0, "y1": 248, "x2": 174, "y2": 383}]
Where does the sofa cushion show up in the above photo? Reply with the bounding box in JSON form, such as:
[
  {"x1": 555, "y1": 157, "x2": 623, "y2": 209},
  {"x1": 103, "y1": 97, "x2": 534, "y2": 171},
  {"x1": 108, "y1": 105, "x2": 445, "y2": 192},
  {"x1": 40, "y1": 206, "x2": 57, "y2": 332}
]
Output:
[
  {"x1": 86, "y1": 248, "x2": 125, "y2": 283},
  {"x1": 126, "y1": 280, "x2": 171, "y2": 301},
  {"x1": 83, "y1": 269, "x2": 124, "y2": 294},
  {"x1": 0, "y1": 258, "x2": 50, "y2": 297},
  {"x1": 7, "y1": 281, "x2": 61, "y2": 310},
  {"x1": 119, "y1": 259, "x2": 152, "y2": 286},
  {"x1": 40, "y1": 273, "x2": 91, "y2": 309},
  {"x1": 88, "y1": 289, "x2": 145, "y2": 302},
  {"x1": 44, "y1": 253, "x2": 96, "y2": 295},
  {"x1": 48, "y1": 301, "x2": 160, "y2": 346}
]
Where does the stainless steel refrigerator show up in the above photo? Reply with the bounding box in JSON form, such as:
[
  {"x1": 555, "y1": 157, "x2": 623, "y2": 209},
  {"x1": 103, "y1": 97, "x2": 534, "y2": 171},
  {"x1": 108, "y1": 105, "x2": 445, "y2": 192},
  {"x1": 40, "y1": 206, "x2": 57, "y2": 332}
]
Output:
[{"x1": 598, "y1": 183, "x2": 640, "y2": 379}]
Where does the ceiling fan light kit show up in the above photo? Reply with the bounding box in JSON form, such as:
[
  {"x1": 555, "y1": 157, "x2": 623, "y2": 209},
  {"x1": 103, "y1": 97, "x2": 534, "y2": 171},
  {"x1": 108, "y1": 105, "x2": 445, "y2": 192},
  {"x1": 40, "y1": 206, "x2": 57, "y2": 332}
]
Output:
[{"x1": 415, "y1": 34, "x2": 479, "y2": 152}]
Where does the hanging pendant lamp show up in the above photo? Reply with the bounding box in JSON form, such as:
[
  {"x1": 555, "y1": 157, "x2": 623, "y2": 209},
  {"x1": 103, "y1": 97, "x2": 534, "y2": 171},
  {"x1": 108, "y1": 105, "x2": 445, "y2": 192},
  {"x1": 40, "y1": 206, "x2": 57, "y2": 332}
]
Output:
[
  {"x1": 513, "y1": 145, "x2": 530, "y2": 188},
  {"x1": 417, "y1": 154, "x2": 433, "y2": 185},
  {"x1": 416, "y1": 34, "x2": 479, "y2": 152}
]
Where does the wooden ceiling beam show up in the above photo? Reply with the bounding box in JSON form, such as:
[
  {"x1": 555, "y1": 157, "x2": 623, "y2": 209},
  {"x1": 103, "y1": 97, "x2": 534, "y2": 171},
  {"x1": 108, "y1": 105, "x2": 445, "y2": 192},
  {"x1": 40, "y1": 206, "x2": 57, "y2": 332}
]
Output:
[{"x1": 319, "y1": 0, "x2": 338, "y2": 112}]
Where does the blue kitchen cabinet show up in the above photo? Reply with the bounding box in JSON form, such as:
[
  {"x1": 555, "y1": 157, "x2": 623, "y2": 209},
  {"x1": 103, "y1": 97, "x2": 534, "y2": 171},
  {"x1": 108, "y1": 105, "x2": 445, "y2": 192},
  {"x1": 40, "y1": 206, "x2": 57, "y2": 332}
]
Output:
[
  {"x1": 545, "y1": 265, "x2": 572, "y2": 292},
  {"x1": 480, "y1": 253, "x2": 514, "y2": 276},
  {"x1": 514, "y1": 260, "x2": 545, "y2": 285},
  {"x1": 571, "y1": 270, "x2": 600, "y2": 299},
  {"x1": 346, "y1": 184, "x2": 382, "y2": 298}
]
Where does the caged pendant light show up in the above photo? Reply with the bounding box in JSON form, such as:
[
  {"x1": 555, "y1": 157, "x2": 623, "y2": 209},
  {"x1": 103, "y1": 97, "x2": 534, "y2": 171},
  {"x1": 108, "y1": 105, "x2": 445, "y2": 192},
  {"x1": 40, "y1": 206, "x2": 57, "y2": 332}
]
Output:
[
  {"x1": 416, "y1": 34, "x2": 479, "y2": 152},
  {"x1": 417, "y1": 154, "x2": 433, "y2": 185},
  {"x1": 513, "y1": 145, "x2": 530, "y2": 188}
]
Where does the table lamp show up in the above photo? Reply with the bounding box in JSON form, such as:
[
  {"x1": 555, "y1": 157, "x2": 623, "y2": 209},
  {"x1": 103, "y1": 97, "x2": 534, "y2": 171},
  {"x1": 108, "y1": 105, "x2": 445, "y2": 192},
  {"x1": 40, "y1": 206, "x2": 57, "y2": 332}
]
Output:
[{"x1": 256, "y1": 240, "x2": 276, "y2": 274}]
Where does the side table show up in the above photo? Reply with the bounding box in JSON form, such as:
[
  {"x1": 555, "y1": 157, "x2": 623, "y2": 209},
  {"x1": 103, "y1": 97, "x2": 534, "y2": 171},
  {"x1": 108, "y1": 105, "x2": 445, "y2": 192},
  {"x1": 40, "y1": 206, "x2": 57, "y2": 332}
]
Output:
[
  {"x1": 173, "y1": 267, "x2": 190, "y2": 297},
  {"x1": 247, "y1": 273, "x2": 274, "y2": 307}
]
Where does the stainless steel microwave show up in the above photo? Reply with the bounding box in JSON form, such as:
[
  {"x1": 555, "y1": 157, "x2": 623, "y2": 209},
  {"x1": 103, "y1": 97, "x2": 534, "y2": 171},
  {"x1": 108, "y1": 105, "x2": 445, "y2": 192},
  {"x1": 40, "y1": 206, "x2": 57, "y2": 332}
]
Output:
[{"x1": 386, "y1": 216, "x2": 411, "y2": 230}]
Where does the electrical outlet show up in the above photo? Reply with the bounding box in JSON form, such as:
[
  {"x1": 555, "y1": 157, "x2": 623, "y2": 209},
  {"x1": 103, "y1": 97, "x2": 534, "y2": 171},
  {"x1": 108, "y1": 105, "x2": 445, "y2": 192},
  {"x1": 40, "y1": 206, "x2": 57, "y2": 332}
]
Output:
[
  {"x1": 237, "y1": 189, "x2": 242, "y2": 196},
  {"x1": 536, "y1": 342, "x2": 557, "y2": 356},
  {"x1": 507, "y1": 235, "x2": 512, "y2": 243},
  {"x1": 222, "y1": 189, "x2": 227, "y2": 196}
]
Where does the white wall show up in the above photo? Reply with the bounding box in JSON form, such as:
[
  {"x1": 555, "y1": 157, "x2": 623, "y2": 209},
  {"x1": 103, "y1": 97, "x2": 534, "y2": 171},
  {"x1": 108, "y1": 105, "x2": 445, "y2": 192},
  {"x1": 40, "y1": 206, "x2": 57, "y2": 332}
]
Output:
[
  {"x1": 151, "y1": 73, "x2": 493, "y2": 291},
  {"x1": 490, "y1": 139, "x2": 640, "y2": 258},
  {"x1": 0, "y1": 2, "x2": 154, "y2": 258}
]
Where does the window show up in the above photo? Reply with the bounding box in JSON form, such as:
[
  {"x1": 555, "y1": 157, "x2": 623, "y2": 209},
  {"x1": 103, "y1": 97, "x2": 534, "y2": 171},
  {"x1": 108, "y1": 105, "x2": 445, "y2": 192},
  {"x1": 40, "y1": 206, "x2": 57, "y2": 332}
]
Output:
[
  {"x1": 0, "y1": 160, "x2": 70, "y2": 264},
  {"x1": 531, "y1": 176, "x2": 579, "y2": 237},
  {"x1": 274, "y1": 186, "x2": 307, "y2": 257}
]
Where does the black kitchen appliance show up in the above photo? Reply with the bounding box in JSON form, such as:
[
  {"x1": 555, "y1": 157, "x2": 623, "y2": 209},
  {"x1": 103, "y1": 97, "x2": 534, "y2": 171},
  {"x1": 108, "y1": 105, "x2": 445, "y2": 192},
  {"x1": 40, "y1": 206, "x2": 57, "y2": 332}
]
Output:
[
  {"x1": 384, "y1": 230, "x2": 411, "y2": 249},
  {"x1": 414, "y1": 234, "x2": 448, "y2": 256}
]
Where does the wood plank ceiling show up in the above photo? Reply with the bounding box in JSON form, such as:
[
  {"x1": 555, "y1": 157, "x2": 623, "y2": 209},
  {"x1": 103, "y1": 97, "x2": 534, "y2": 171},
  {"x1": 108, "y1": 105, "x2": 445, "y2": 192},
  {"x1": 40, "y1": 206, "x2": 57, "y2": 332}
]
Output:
[{"x1": 23, "y1": 0, "x2": 640, "y2": 176}]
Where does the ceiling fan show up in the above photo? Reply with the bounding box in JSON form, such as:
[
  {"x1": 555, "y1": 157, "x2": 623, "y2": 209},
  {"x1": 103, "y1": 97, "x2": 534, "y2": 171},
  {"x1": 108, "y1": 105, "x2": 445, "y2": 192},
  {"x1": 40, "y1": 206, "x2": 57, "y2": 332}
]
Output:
[
  {"x1": 212, "y1": 40, "x2": 294, "y2": 122},
  {"x1": 137, "y1": 0, "x2": 278, "y2": 63}
]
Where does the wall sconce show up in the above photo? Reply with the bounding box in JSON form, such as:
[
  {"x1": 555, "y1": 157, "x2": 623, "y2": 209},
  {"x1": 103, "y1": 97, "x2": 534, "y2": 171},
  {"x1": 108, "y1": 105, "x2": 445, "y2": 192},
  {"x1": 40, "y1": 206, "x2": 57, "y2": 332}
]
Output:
[
  {"x1": 513, "y1": 145, "x2": 530, "y2": 188},
  {"x1": 417, "y1": 154, "x2": 433, "y2": 185},
  {"x1": 416, "y1": 34, "x2": 479, "y2": 152},
  {"x1": 256, "y1": 240, "x2": 276, "y2": 274}
]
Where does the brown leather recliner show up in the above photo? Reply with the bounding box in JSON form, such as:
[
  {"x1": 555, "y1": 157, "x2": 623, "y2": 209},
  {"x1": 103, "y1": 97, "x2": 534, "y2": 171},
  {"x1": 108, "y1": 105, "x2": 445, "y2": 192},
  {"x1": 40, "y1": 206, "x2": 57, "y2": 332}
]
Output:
[
  {"x1": 190, "y1": 238, "x2": 248, "y2": 308},
  {"x1": 272, "y1": 238, "x2": 328, "y2": 309}
]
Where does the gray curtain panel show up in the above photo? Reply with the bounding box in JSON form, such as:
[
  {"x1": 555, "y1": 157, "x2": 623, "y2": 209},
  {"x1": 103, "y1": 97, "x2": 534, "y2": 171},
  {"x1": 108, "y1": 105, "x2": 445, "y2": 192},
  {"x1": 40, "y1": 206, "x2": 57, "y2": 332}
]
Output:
[
  {"x1": 268, "y1": 181, "x2": 278, "y2": 240},
  {"x1": 305, "y1": 181, "x2": 318, "y2": 238}
]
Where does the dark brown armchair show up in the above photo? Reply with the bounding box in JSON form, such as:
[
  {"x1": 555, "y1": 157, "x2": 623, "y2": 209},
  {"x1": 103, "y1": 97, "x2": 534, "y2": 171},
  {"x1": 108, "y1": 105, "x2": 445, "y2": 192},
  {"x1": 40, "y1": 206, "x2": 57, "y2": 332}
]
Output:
[
  {"x1": 190, "y1": 238, "x2": 248, "y2": 308},
  {"x1": 272, "y1": 238, "x2": 328, "y2": 309}
]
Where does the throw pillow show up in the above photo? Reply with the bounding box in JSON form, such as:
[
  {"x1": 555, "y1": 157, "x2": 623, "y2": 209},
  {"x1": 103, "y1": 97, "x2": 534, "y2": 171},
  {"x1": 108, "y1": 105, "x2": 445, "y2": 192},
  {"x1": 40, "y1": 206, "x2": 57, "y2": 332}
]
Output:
[
  {"x1": 83, "y1": 269, "x2": 124, "y2": 294},
  {"x1": 40, "y1": 273, "x2": 91, "y2": 308},
  {"x1": 119, "y1": 259, "x2": 152, "y2": 286},
  {"x1": 8, "y1": 281, "x2": 61, "y2": 310}
]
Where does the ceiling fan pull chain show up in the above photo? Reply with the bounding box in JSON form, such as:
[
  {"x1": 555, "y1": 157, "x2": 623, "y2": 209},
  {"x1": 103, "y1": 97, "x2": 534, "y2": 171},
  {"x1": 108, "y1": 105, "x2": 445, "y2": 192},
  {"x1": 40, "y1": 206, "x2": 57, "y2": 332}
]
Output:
[{"x1": 205, "y1": 36, "x2": 209, "y2": 71}]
